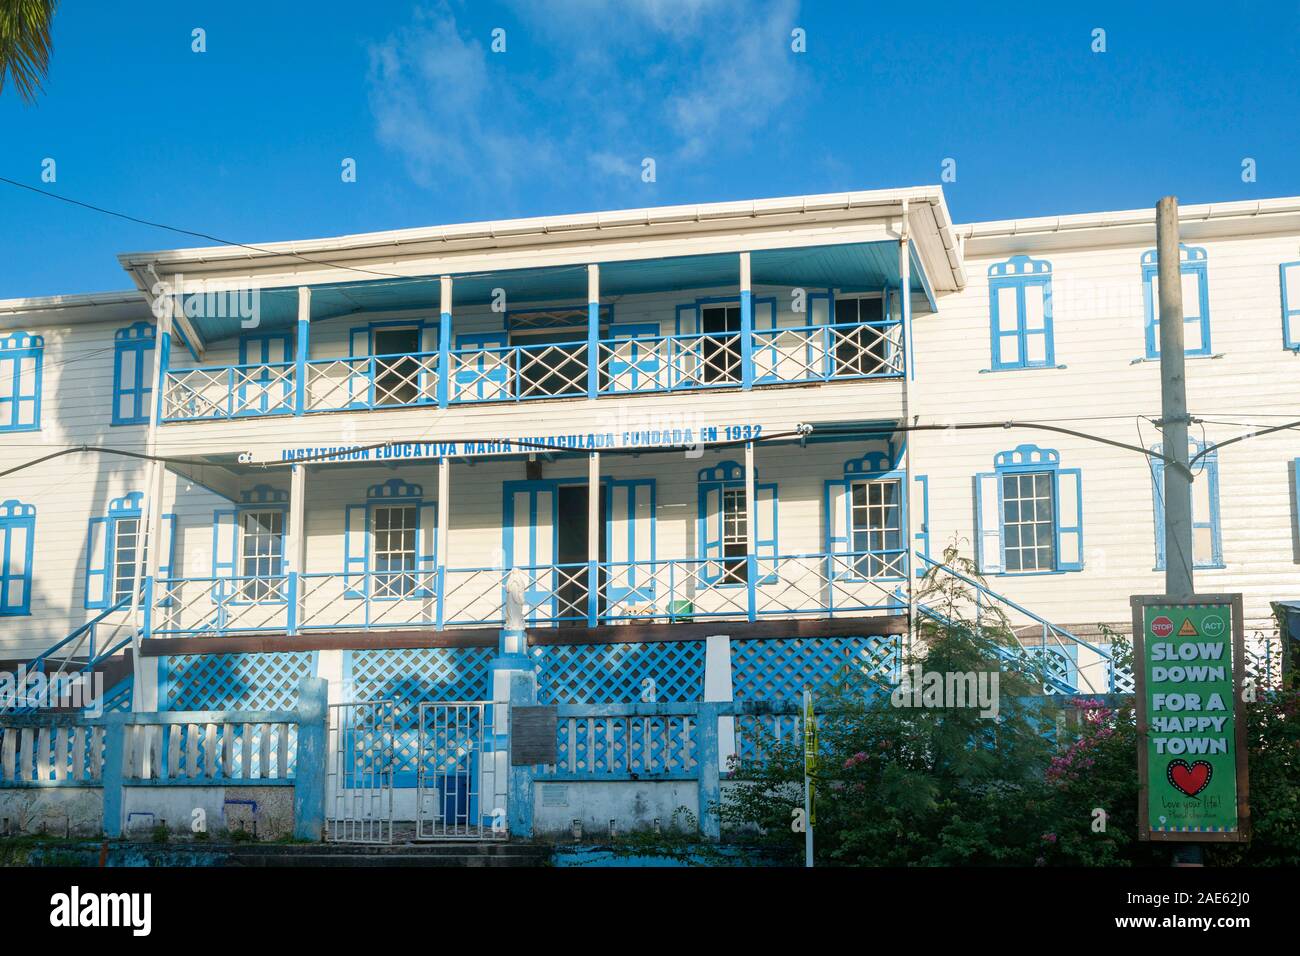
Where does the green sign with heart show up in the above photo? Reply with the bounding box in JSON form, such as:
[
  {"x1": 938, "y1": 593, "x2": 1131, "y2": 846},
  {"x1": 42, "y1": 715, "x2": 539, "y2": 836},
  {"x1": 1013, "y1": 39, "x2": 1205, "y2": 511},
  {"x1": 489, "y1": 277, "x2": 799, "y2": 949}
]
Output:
[{"x1": 1140, "y1": 602, "x2": 1241, "y2": 836}]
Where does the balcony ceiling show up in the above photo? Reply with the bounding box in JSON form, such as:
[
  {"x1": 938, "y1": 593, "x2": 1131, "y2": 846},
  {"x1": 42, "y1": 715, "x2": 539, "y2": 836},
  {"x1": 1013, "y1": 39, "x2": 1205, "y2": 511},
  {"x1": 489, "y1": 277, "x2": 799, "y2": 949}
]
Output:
[{"x1": 182, "y1": 240, "x2": 934, "y2": 345}]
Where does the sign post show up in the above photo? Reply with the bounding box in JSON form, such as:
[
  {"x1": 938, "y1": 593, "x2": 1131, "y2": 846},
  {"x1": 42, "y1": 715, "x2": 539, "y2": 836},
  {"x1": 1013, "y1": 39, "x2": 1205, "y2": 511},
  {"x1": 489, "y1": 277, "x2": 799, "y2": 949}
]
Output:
[
  {"x1": 1131, "y1": 594, "x2": 1249, "y2": 843},
  {"x1": 803, "y1": 688, "x2": 817, "y2": 868}
]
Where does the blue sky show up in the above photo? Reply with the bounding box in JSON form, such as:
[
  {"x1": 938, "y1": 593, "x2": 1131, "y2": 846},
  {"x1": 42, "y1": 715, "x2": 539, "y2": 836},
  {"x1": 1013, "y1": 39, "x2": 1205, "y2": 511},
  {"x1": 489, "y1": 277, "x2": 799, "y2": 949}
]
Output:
[{"x1": 1, "y1": 0, "x2": 1297, "y2": 297}]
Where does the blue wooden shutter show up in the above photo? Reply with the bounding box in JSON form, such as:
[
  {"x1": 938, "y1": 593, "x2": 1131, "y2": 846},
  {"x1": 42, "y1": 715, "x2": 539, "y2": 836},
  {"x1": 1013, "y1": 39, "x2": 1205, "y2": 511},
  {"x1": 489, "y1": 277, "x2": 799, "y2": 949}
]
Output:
[
  {"x1": 913, "y1": 474, "x2": 930, "y2": 577},
  {"x1": 1151, "y1": 459, "x2": 1167, "y2": 569},
  {"x1": 607, "y1": 480, "x2": 655, "y2": 601},
  {"x1": 755, "y1": 483, "x2": 778, "y2": 585},
  {"x1": 1283, "y1": 263, "x2": 1300, "y2": 350},
  {"x1": 415, "y1": 500, "x2": 437, "y2": 597},
  {"x1": 156, "y1": 514, "x2": 178, "y2": 606},
  {"x1": 974, "y1": 473, "x2": 1003, "y2": 574},
  {"x1": 348, "y1": 328, "x2": 370, "y2": 407},
  {"x1": 344, "y1": 503, "x2": 368, "y2": 598},
  {"x1": 824, "y1": 479, "x2": 851, "y2": 579},
  {"x1": 699, "y1": 483, "x2": 723, "y2": 583},
  {"x1": 212, "y1": 509, "x2": 237, "y2": 604},
  {"x1": 84, "y1": 516, "x2": 110, "y2": 609},
  {"x1": 1054, "y1": 468, "x2": 1083, "y2": 571}
]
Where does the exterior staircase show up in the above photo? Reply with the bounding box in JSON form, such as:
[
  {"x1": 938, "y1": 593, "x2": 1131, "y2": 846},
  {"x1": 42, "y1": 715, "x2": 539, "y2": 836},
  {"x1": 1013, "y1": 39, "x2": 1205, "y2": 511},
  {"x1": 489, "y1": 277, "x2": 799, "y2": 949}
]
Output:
[
  {"x1": 909, "y1": 554, "x2": 1134, "y2": 697},
  {"x1": 1, "y1": 597, "x2": 138, "y2": 715}
]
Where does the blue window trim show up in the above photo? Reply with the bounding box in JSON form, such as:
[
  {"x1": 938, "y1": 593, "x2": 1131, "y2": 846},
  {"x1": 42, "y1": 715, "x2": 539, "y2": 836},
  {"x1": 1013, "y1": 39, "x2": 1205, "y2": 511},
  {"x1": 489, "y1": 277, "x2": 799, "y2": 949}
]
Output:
[
  {"x1": 913, "y1": 473, "x2": 930, "y2": 578},
  {"x1": 237, "y1": 330, "x2": 294, "y2": 412},
  {"x1": 343, "y1": 479, "x2": 436, "y2": 600},
  {"x1": 0, "y1": 499, "x2": 35, "y2": 616},
  {"x1": 84, "y1": 492, "x2": 177, "y2": 609},
  {"x1": 452, "y1": 331, "x2": 510, "y2": 403},
  {"x1": 1281, "y1": 261, "x2": 1300, "y2": 351},
  {"x1": 605, "y1": 477, "x2": 657, "y2": 602},
  {"x1": 696, "y1": 460, "x2": 778, "y2": 586},
  {"x1": 1142, "y1": 244, "x2": 1211, "y2": 359},
  {"x1": 0, "y1": 330, "x2": 43, "y2": 433},
  {"x1": 974, "y1": 444, "x2": 1084, "y2": 576},
  {"x1": 674, "y1": 295, "x2": 777, "y2": 335},
  {"x1": 1150, "y1": 440, "x2": 1224, "y2": 570},
  {"x1": 111, "y1": 322, "x2": 156, "y2": 426},
  {"x1": 988, "y1": 255, "x2": 1055, "y2": 370},
  {"x1": 823, "y1": 448, "x2": 909, "y2": 583},
  {"x1": 212, "y1": 486, "x2": 290, "y2": 607},
  {"x1": 1294, "y1": 458, "x2": 1300, "y2": 551},
  {"x1": 505, "y1": 303, "x2": 612, "y2": 335},
  {"x1": 605, "y1": 322, "x2": 662, "y2": 388}
]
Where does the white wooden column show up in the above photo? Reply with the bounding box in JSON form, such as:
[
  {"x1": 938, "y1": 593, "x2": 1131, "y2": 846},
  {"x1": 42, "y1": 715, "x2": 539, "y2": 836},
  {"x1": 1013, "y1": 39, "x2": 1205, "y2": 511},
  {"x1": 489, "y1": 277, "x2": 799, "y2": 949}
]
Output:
[
  {"x1": 587, "y1": 451, "x2": 600, "y2": 627},
  {"x1": 287, "y1": 463, "x2": 307, "y2": 635},
  {"x1": 294, "y1": 286, "x2": 310, "y2": 415},
  {"x1": 587, "y1": 264, "x2": 600, "y2": 398},
  {"x1": 438, "y1": 276, "x2": 453, "y2": 408},
  {"x1": 436, "y1": 456, "x2": 450, "y2": 629},
  {"x1": 899, "y1": 200, "x2": 916, "y2": 639},
  {"x1": 744, "y1": 440, "x2": 757, "y2": 622}
]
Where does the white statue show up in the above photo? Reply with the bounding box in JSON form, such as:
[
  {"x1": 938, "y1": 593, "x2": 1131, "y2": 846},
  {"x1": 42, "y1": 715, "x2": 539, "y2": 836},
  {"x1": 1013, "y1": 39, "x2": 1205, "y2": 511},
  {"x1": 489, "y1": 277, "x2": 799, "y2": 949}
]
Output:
[{"x1": 505, "y1": 568, "x2": 528, "y2": 632}]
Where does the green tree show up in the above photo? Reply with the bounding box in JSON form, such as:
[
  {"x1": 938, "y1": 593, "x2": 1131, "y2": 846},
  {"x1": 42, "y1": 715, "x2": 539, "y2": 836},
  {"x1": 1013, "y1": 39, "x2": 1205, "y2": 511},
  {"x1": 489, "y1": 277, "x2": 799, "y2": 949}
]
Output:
[
  {"x1": 721, "y1": 547, "x2": 1060, "y2": 866},
  {"x1": 0, "y1": 0, "x2": 58, "y2": 105}
]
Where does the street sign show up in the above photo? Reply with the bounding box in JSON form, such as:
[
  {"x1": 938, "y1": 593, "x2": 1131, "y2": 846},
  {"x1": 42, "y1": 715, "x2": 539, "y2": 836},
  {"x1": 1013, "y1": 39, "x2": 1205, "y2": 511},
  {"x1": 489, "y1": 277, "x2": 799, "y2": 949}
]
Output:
[{"x1": 1131, "y1": 594, "x2": 1250, "y2": 842}]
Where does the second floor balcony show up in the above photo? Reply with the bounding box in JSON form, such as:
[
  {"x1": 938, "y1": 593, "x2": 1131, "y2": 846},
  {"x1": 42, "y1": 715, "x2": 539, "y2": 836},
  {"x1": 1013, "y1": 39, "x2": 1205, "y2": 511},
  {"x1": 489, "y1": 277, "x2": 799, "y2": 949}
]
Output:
[{"x1": 154, "y1": 241, "x2": 934, "y2": 424}]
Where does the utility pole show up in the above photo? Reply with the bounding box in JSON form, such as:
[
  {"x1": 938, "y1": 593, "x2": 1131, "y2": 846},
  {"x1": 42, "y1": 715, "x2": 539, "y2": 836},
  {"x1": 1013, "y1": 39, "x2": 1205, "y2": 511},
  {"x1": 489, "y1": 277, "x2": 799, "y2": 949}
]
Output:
[
  {"x1": 1156, "y1": 196, "x2": 1195, "y2": 599},
  {"x1": 1156, "y1": 196, "x2": 1202, "y2": 868}
]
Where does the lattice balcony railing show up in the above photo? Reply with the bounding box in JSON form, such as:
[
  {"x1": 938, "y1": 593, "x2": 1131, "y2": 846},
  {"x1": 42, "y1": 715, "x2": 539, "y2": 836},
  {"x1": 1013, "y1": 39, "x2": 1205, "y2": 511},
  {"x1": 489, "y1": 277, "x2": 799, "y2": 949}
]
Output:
[
  {"x1": 752, "y1": 320, "x2": 904, "y2": 384},
  {"x1": 160, "y1": 320, "x2": 904, "y2": 423},
  {"x1": 305, "y1": 353, "x2": 439, "y2": 412},
  {"x1": 162, "y1": 362, "x2": 296, "y2": 421},
  {"x1": 153, "y1": 550, "x2": 907, "y2": 638},
  {"x1": 596, "y1": 331, "x2": 743, "y2": 394}
]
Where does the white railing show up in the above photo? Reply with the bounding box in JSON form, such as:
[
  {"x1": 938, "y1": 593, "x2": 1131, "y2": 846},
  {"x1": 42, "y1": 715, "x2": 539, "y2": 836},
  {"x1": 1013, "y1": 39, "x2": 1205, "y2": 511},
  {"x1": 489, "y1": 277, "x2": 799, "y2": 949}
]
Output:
[
  {"x1": 305, "y1": 351, "x2": 440, "y2": 412},
  {"x1": 162, "y1": 362, "x2": 297, "y2": 421},
  {"x1": 0, "y1": 719, "x2": 106, "y2": 785}
]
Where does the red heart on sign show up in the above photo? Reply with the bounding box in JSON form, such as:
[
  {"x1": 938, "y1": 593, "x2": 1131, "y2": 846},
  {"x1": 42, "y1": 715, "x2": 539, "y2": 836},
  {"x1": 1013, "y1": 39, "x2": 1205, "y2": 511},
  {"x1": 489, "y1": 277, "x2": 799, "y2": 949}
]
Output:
[{"x1": 1167, "y1": 759, "x2": 1213, "y2": 797}]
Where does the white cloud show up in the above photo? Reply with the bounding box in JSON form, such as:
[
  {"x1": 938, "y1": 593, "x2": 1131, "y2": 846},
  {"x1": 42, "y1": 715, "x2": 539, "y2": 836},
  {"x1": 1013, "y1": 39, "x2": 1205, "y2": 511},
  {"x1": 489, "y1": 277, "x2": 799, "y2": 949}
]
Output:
[{"x1": 366, "y1": 0, "x2": 805, "y2": 198}]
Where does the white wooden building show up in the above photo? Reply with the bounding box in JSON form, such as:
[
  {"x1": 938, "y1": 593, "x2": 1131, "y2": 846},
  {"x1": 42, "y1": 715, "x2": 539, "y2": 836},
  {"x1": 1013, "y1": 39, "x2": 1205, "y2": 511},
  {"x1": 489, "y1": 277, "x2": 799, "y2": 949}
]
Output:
[{"x1": 2, "y1": 186, "x2": 1297, "y2": 712}]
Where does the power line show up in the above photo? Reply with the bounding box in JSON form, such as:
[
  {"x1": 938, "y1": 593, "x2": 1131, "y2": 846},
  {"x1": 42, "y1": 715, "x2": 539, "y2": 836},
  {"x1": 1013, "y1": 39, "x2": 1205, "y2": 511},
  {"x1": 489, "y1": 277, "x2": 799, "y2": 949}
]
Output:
[
  {"x1": 0, "y1": 175, "x2": 414, "y2": 281},
  {"x1": 0, "y1": 419, "x2": 1192, "y2": 482}
]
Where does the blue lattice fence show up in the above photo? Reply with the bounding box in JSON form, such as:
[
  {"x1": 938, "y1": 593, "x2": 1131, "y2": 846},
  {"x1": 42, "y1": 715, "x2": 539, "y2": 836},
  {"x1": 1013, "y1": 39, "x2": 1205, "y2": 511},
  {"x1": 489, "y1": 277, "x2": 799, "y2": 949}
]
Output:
[
  {"x1": 730, "y1": 637, "x2": 898, "y2": 764},
  {"x1": 161, "y1": 652, "x2": 317, "y2": 711},
  {"x1": 345, "y1": 647, "x2": 494, "y2": 785},
  {"x1": 730, "y1": 636, "x2": 900, "y2": 702},
  {"x1": 158, "y1": 652, "x2": 314, "y2": 775},
  {"x1": 534, "y1": 641, "x2": 705, "y2": 704}
]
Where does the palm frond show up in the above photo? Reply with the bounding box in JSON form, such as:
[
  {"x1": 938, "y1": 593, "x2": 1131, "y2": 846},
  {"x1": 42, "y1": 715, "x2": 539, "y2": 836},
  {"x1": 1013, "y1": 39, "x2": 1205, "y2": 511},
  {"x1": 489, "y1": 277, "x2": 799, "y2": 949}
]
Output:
[{"x1": 0, "y1": 0, "x2": 59, "y2": 105}]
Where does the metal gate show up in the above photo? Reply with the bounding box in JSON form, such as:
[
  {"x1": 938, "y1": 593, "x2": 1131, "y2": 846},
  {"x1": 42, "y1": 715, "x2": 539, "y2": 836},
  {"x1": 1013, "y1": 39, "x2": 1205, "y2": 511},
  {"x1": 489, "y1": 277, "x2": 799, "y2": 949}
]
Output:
[
  {"x1": 326, "y1": 699, "x2": 395, "y2": 844},
  {"x1": 416, "y1": 701, "x2": 508, "y2": 840}
]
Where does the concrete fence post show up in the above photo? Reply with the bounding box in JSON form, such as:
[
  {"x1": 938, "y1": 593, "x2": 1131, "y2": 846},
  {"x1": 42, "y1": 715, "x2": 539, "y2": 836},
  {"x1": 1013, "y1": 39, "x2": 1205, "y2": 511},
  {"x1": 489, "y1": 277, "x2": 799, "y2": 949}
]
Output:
[
  {"x1": 100, "y1": 713, "x2": 127, "y2": 838},
  {"x1": 506, "y1": 670, "x2": 538, "y2": 839},
  {"x1": 697, "y1": 702, "x2": 722, "y2": 840},
  {"x1": 293, "y1": 677, "x2": 329, "y2": 841}
]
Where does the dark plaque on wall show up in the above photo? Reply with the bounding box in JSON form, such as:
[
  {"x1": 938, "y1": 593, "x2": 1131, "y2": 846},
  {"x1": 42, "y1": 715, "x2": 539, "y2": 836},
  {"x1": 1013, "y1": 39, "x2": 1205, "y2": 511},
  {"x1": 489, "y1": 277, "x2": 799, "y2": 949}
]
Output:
[{"x1": 510, "y1": 706, "x2": 558, "y2": 765}]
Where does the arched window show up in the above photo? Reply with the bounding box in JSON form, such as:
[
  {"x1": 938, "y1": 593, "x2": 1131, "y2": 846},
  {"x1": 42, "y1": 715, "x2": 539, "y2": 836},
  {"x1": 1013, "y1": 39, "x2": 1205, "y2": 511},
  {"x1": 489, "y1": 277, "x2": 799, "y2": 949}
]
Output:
[
  {"x1": 973, "y1": 444, "x2": 1083, "y2": 574},
  {"x1": 988, "y1": 256, "x2": 1054, "y2": 370}
]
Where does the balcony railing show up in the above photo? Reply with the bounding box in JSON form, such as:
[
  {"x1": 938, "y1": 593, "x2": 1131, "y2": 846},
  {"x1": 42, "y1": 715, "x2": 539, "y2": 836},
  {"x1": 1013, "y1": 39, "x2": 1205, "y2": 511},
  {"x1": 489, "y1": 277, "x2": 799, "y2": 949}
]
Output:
[
  {"x1": 150, "y1": 550, "x2": 905, "y2": 638},
  {"x1": 159, "y1": 319, "x2": 904, "y2": 422}
]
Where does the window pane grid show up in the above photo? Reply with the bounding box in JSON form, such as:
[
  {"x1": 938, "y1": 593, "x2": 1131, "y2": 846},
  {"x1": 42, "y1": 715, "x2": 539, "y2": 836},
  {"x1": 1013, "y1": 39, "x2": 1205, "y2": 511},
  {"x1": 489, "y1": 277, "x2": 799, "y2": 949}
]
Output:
[
  {"x1": 849, "y1": 479, "x2": 902, "y2": 577},
  {"x1": 721, "y1": 488, "x2": 747, "y2": 584},
  {"x1": 373, "y1": 505, "x2": 418, "y2": 597},
  {"x1": 240, "y1": 510, "x2": 285, "y2": 601},
  {"x1": 1001, "y1": 472, "x2": 1055, "y2": 572},
  {"x1": 112, "y1": 517, "x2": 147, "y2": 603}
]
